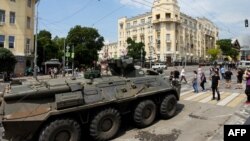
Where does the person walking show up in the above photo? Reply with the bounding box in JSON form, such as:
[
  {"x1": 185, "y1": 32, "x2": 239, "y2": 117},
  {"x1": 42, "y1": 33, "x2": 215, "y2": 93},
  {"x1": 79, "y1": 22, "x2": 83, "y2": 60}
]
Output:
[
  {"x1": 200, "y1": 72, "x2": 206, "y2": 91},
  {"x1": 192, "y1": 71, "x2": 198, "y2": 93},
  {"x1": 211, "y1": 71, "x2": 221, "y2": 101},
  {"x1": 236, "y1": 69, "x2": 243, "y2": 89},
  {"x1": 220, "y1": 65, "x2": 225, "y2": 79},
  {"x1": 180, "y1": 67, "x2": 187, "y2": 83},
  {"x1": 244, "y1": 69, "x2": 250, "y2": 103},
  {"x1": 224, "y1": 69, "x2": 233, "y2": 88}
]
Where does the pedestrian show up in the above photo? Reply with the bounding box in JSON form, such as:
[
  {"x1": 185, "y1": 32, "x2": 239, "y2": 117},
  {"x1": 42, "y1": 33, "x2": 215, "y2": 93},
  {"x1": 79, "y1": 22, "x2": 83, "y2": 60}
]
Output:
[
  {"x1": 244, "y1": 69, "x2": 250, "y2": 103},
  {"x1": 220, "y1": 65, "x2": 225, "y2": 79},
  {"x1": 224, "y1": 69, "x2": 233, "y2": 88},
  {"x1": 180, "y1": 67, "x2": 187, "y2": 83},
  {"x1": 236, "y1": 68, "x2": 243, "y2": 89},
  {"x1": 169, "y1": 71, "x2": 174, "y2": 81},
  {"x1": 53, "y1": 67, "x2": 58, "y2": 78},
  {"x1": 192, "y1": 71, "x2": 198, "y2": 93},
  {"x1": 173, "y1": 67, "x2": 180, "y2": 80},
  {"x1": 211, "y1": 71, "x2": 221, "y2": 101},
  {"x1": 200, "y1": 72, "x2": 206, "y2": 91}
]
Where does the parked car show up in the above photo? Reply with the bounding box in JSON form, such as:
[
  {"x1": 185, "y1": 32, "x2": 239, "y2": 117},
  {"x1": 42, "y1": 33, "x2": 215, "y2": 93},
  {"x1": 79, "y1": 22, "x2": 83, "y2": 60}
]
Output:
[{"x1": 152, "y1": 63, "x2": 167, "y2": 70}]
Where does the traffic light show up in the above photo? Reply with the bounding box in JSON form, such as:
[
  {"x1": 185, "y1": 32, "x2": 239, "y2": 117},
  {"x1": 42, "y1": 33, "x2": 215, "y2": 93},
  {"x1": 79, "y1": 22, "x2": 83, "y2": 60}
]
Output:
[{"x1": 245, "y1": 19, "x2": 249, "y2": 27}]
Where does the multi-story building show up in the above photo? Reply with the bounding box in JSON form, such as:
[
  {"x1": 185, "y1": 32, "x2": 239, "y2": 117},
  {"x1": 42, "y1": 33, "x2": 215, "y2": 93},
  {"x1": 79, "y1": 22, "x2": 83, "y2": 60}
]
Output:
[
  {"x1": 0, "y1": 0, "x2": 36, "y2": 75},
  {"x1": 100, "y1": 0, "x2": 219, "y2": 65},
  {"x1": 98, "y1": 42, "x2": 119, "y2": 60}
]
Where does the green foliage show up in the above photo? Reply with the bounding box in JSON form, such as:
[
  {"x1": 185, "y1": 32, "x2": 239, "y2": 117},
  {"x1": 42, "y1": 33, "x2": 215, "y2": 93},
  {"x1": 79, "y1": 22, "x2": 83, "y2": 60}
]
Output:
[
  {"x1": 66, "y1": 25, "x2": 104, "y2": 67},
  {"x1": 37, "y1": 30, "x2": 62, "y2": 66},
  {"x1": 126, "y1": 37, "x2": 146, "y2": 61},
  {"x1": 0, "y1": 48, "x2": 17, "y2": 73},
  {"x1": 207, "y1": 48, "x2": 220, "y2": 61},
  {"x1": 216, "y1": 39, "x2": 239, "y2": 60}
]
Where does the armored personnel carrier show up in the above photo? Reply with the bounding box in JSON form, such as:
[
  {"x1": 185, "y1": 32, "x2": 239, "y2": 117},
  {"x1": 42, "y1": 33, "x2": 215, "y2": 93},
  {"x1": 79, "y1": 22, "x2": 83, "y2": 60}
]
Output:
[{"x1": 0, "y1": 57, "x2": 181, "y2": 141}]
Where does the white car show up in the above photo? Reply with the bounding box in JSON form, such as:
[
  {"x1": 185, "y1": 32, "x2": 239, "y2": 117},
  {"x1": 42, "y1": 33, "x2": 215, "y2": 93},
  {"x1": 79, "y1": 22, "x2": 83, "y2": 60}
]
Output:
[{"x1": 152, "y1": 63, "x2": 167, "y2": 70}]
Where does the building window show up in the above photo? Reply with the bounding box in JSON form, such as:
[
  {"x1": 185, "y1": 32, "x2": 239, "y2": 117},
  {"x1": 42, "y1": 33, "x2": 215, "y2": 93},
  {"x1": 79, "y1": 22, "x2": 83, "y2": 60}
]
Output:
[
  {"x1": 133, "y1": 20, "x2": 137, "y2": 25},
  {"x1": 120, "y1": 23, "x2": 123, "y2": 29},
  {"x1": 126, "y1": 23, "x2": 130, "y2": 28},
  {"x1": 27, "y1": 16, "x2": 31, "y2": 29},
  {"x1": 9, "y1": 36, "x2": 15, "y2": 48},
  {"x1": 156, "y1": 14, "x2": 160, "y2": 20},
  {"x1": 26, "y1": 38, "x2": 31, "y2": 54},
  {"x1": 0, "y1": 10, "x2": 5, "y2": 23},
  {"x1": 0, "y1": 35, "x2": 5, "y2": 48},
  {"x1": 141, "y1": 19, "x2": 145, "y2": 24},
  {"x1": 166, "y1": 34, "x2": 171, "y2": 41},
  {"x1": 148, "y1": 17, "x2": 152, "y2": 23},
  {"x1": 10, "y1": 12, "x2": 15, "y2": 24},
  {"x1": 27, "y1": 0, "x2": 32, "y2": 8},
  {"x1": 167, "y1": 43, "x2": 171, "y2": 51},
  {"x1": 165, "y1": 13, "x2": 171, "y2": 18}
]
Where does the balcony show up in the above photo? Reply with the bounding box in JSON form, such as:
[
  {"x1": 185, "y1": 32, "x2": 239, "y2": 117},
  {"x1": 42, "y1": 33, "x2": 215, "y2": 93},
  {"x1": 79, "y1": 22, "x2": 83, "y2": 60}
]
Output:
[{"x1": 153, "y1": 18, "x2": 181, "y2": 24}]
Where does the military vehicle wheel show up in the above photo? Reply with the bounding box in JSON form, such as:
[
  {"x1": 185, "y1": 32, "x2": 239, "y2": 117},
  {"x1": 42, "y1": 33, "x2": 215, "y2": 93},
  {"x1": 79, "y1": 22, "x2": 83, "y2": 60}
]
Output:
[
  {"x1": 90, "y1": 108, "x2": 121, "y2": 141},
  {"x1": 38, "y1": 118, "x2": 81, "y2": 141},
  {"x1": 160, "y1": 95, "x2": 177, "y2": 119},
  {"x1": 134, "y1": 100, "x2": 156, "y2": 128}
]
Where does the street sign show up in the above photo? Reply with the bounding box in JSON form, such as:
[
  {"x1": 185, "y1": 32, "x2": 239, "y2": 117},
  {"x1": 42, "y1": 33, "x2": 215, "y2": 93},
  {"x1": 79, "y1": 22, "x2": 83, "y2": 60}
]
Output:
[{"x1": 66, "y1": 52, "x2": 70, "y2": 57}]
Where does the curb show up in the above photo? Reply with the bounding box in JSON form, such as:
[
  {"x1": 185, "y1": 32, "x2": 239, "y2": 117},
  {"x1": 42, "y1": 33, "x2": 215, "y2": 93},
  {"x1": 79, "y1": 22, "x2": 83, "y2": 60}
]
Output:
[{"x1": 208, "y1": 103, "x2": 250, "y2": 141}]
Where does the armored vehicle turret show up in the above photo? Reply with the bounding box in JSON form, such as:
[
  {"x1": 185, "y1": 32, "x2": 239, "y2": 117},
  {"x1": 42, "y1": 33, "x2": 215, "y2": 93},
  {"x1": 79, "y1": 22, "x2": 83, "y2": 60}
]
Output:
[{"x1": 0, "y1": 57, "x2": 181, "y2": 141}]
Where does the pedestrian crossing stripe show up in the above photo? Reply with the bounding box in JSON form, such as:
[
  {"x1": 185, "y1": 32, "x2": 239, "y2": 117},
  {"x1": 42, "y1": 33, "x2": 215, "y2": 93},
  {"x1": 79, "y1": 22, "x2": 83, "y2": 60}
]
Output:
[
  {"x1": 199, "y1": 92, "x2": 225, "y2": 103},
  {"x1": 180, "y1": 91, "x2": 246, "y2": 107},
  {"x1": 184, "y1": 91, "x2": 207, "y2": 101},
  {"x1": 217, "y1": 93, "x2": 240, "y2": 106}
]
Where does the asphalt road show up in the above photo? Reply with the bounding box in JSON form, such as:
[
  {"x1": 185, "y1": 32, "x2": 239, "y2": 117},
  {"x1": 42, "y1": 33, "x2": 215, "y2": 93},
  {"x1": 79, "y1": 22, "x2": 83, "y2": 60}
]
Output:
[{"x1": 0, "y1": 66, "x2": 249, "y2": 141}]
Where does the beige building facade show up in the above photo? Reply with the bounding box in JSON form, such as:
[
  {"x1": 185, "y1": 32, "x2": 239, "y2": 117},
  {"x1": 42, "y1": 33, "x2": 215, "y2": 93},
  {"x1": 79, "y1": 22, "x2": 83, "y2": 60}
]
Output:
[
  {"x1": 0, "y1": 0, "x2": 36, "y2": 75},
  {"x1": 100, "y1": 0, "x2": 218, "y2": 65}
]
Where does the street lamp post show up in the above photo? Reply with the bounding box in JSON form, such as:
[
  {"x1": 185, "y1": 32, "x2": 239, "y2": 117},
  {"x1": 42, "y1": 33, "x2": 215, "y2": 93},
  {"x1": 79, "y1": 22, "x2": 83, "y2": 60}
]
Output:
[
  {"x1": 34, "y1": 0, "x2": 40, "y2": 80},
  {"x1": 66, "y1": 46, "x2": 70, "y2": 73}
]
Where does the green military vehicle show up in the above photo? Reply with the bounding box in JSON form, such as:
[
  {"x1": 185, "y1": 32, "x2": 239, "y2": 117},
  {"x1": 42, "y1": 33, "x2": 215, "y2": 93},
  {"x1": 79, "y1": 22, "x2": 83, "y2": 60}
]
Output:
[{"x1": 0, "y1": 57, "x2": 181, "y2": 141}]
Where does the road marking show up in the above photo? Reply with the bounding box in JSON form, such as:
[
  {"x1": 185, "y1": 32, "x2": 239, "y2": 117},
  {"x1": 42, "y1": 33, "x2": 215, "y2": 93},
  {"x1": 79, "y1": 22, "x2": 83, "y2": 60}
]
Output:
[
  {"x1": 217, "y1": 93, "x2": 240, "y2": 106},
  {"x1": 184, "y1": 91, "x2": 208, "y2": 100},
  {"x1": 209, "y1": 92, "x2": 230, "y2": 105},
  {"x1": 199, "y1": 92, "x2": 224, "y2": 103},
  {"x1": 180, "y1": 90, "x2": 193, "y2": 96},
  {"x1": 191, "y1": 92, "x2": 211, "y2": 102},
  {"x1": 226, "y1": 94, "x2": 246, "y2": 107}
]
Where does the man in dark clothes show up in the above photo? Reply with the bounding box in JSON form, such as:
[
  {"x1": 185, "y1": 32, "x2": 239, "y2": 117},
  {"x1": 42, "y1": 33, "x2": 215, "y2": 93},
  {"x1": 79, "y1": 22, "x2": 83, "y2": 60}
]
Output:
[
  {"x1": 224, "y1": 69, "x2": 233, "y2": 88},
  {"x1": 211, "y1": 71, "x2": 221, "y2": 101}
]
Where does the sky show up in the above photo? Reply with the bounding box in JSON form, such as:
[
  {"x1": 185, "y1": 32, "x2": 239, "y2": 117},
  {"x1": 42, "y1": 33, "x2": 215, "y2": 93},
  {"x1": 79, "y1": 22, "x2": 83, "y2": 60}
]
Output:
[{"x1": 38, "y1": 0, "x2": 250, "y2": 43}]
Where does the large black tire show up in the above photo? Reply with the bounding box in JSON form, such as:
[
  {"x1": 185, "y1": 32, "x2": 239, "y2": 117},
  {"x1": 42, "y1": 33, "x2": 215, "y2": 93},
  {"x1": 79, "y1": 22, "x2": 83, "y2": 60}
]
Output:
[
  {"x1": 134, "y1": 100, "x2": 156, "y2": 128},
  {"x1": 38, "y1": 118, "x2": 81, "y2": 141},
  {"x1": 90, "y1": 108, "x2": 121, "y2": 141},
  {"x1": 160, "y1": 95, "x2": 177, "y2": 119}
]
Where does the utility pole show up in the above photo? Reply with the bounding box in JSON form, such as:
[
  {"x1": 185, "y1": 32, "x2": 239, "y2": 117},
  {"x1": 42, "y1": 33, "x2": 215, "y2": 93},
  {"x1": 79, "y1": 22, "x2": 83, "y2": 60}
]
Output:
[
  {"x1": 34, "y1": 0, "x2": 40, "y2": 80},
  {"x1": 72, "y1": 45, "x2": 75, "y2": 77},
  {"x1": 141, "y1": 47, "x2": 143, "y2": 68},
  {"x1": 66, "y1": 46, "x2": 70, "y2": 74},
  {"x1": 63, "y1": 39, "x2": 65, "y2": 70}
]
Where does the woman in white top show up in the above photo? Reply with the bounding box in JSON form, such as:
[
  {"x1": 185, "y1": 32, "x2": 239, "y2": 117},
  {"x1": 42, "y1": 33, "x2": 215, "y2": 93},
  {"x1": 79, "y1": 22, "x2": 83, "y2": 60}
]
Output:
[{"x1": 180, "y1": 67, "x2": 187, "y2": 83}]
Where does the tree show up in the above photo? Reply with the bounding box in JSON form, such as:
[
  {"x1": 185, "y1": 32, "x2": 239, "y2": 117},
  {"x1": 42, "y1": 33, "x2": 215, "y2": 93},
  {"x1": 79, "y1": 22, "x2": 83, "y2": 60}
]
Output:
[
  {"x1": 126, "y1": 37, "x2": 146, "y2": 61},
  {"x1": 0, "y1": 48, "x2": 17, "y2": 81},
  {"x1": 53, "y1": 36, "x2": 65, "y2": 61},
  {"x1": 216, "y1": 39, "x2": 239, "y2": 61},
  {"x1": 207, "y1": 48, "x2": 220, "y2": 62},
  {"x1": 37, "y1": 30, "x2": 60, "y2": 66},
  {"x1": 66, "y1": 25, "x2": 104, "y2": 67}
]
